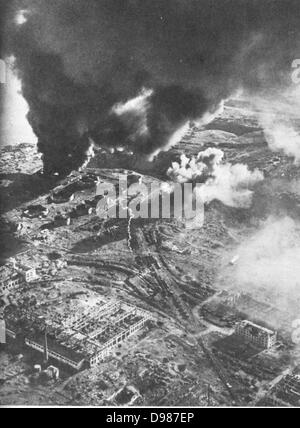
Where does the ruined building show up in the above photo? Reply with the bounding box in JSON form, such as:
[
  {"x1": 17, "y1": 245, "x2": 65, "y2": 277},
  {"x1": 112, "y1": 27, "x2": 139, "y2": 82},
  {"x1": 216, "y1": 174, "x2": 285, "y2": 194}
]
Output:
[{"x1": 235, "y1": 320, "x2": 277, "y2": 349}]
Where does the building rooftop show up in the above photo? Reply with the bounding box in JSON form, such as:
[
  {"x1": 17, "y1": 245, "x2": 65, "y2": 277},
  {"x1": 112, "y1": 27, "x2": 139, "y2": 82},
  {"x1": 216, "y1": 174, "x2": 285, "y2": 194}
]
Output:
[
  {"x1": 238, "y1": 320, "x2": 276, "y2": 336},
  {"x1": 27, "y1": 331, "x2": 86, "y2": 364},
  {"x1": 19, "y1": 265, "x2": 35, "y2": 273}
]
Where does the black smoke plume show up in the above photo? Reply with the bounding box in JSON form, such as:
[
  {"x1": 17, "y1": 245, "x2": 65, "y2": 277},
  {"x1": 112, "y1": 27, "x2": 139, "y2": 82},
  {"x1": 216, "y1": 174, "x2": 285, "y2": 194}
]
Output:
[{"x1": 3, "y1": 0, "x2": 300, "y2": 175}]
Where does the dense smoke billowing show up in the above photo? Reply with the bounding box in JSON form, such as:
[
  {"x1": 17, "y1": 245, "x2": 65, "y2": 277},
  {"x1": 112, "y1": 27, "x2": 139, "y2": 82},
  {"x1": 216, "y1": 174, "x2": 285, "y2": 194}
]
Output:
[
  {"x1": 233, "y1": 217, "x2": 300, "y2": 311},
  {"x1": 167, "y1": 148, "x2": 264, "y2": 208},
  {"x1": 4, "y1": 0, "x2": 300, "y2": 174}
]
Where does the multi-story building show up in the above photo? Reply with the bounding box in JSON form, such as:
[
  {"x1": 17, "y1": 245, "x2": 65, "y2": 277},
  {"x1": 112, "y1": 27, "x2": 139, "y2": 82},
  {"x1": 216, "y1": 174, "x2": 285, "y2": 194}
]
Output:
[
  {"x1": 19, "y1": 265, "x2": 37, "y2": 283},
  {"x1": 0, "y1": 266, "x2": 24, "y2": 295},
  {"x1": 235, "y1": 320, "x2": 277, "y2": 349},
  {"x1": 0, "y1": 263, "x2": 37, "y2": 295}
]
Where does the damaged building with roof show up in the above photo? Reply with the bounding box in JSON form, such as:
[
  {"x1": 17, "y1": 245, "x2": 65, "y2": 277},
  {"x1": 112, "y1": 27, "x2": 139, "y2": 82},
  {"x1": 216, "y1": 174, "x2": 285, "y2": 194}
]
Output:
[
  {"x1": 235, "y1": 320, "x2": 277, "y2": 349},
  {"x1": 22, "y1": 298, "x2": 153, "y2": 371},
  {"x1": 0, "y1": 261, "x2": 37, "y2": 296},
  {"x1": 273, "y1": 374, "x2": 300, "y2": 406},
  {"x1": 25, "y1": 333, "x2": 86, "y2": 371}
]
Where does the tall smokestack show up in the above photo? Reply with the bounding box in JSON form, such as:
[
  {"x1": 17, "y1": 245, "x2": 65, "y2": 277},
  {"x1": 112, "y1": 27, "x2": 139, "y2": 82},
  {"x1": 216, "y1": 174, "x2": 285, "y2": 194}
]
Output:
[
  {"x1": 0, "y1": 320, "x2": 6, "y2": 345},
  {"x1": 43, "y1": 328, "x2": 48, "y2": 365}
]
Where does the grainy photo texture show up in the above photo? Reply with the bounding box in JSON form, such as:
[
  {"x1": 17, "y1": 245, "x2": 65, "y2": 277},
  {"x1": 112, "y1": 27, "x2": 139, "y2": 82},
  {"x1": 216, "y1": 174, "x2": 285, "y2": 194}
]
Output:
[{"x1": 1, "y1": 0, "x2": 300, "y2": 410}]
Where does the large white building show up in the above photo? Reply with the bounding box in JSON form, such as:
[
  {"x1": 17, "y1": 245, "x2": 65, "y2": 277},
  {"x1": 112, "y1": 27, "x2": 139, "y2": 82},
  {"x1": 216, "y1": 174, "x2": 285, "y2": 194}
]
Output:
[{"x1": 235, "y1": 320, "x2": 277, "y2": 349}]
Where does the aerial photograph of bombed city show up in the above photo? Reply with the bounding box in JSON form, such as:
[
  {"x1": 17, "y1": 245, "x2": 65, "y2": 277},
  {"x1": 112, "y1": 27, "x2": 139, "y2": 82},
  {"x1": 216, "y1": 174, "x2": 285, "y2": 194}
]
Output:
[{"x1": 1, "y1": 0, "x2": 300, "y2": 408}]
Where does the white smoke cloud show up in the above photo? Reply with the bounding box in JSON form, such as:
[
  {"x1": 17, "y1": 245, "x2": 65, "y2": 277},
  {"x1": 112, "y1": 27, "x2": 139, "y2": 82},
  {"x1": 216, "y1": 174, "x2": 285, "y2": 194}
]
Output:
[
  {"x1": 262, "y1": 120, "x2": 300, "y2": 162},
  {"x1": 112, "y1": 88, "x2": 152, "y2": 140},
  {"x1": 253, "y1": 87, "x2": 300, "y2": 162},
  {"x1": 234, "y1": 217, "x2": 300, "y2": 295},
  {"x1": 167, "y1": 148, "x2": 264, "y2": 208},
  {"x1": 15, "y1": 9, "x2": 29, "y2": 26},
  {"x1": 1, "y1": 57, "x2": 37, "y2": 146}
]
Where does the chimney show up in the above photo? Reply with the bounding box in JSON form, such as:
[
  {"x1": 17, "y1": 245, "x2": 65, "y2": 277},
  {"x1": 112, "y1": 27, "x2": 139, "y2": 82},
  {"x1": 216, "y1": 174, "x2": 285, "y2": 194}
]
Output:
[
  {"x1": 44, "y1": 328, "x2": 49, "y2": 364},
  {"x1": 0, "y1": 319, "x2": 6, "y2": 345}
]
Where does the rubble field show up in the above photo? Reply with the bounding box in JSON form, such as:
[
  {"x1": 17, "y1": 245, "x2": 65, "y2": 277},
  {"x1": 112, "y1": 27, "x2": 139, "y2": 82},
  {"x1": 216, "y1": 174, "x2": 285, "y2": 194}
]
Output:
[{"x1": 1, "y1": 100, "x2": 300, "y2": 406}]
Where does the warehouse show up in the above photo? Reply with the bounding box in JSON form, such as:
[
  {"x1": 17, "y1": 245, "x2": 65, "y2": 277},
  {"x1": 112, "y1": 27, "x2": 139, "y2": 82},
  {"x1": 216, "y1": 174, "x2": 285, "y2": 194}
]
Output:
[
  {"x1": 24, "y1": 300, "x2": 153, "y2": 370},
  {"x1": 25, "y1": 333, "x2": 86, "y2": 371}
]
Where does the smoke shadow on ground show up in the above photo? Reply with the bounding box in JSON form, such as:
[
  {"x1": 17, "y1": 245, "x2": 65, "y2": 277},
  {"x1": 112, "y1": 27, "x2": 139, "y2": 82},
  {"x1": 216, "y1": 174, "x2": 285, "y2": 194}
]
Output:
[
  {"x1": 71, "y1": 218, "x2": 158, "y2": 254},
  {"x1": 0, "y1": 231, "x2": 29, "y2": 264},
  {"x1": 0, "y1": 172, "x2": 58, "y2": 214},
  {"x1": 205, "y1": 121, "x2": 261, "y2": 137},
  {"x1": 71, "y1": 232, "x2": 128, "y2": 254}
]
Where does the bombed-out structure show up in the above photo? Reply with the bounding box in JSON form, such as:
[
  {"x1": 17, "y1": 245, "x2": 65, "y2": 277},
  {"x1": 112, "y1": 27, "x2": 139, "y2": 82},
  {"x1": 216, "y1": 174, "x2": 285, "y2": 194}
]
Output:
[
  {"x1": 5, "y1": 297, "x2": 153, "y2": 371},
  {"x1": 235, "y1": 321, "x2": 277, "y2": 350}
]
